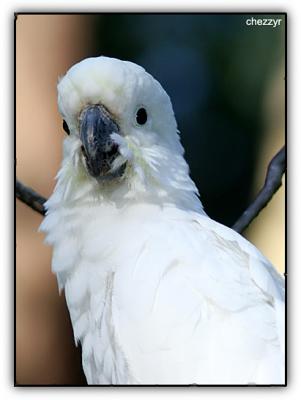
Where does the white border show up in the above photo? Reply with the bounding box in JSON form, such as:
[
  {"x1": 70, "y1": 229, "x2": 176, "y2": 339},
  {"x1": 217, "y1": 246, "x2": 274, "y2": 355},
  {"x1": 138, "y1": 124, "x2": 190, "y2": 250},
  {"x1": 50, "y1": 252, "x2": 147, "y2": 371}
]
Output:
[{"x1": 2, "y1": 0, "x2": 301, "y2": 399}]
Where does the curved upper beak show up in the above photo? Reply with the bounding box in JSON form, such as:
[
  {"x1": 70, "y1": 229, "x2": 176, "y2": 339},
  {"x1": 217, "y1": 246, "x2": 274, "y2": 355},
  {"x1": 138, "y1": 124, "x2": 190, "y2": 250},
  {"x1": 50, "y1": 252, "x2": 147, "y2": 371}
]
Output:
[{"x1": 79, "y1": 105, "x2": 121, "y2": 178}]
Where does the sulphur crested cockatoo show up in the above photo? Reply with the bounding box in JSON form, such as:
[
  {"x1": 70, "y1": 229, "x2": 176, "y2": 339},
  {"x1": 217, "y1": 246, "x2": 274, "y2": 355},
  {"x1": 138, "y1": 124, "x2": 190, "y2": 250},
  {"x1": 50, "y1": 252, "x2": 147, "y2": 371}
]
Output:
[{"x1": 40, "y1": 56, "x2": 285, "y2": 385}]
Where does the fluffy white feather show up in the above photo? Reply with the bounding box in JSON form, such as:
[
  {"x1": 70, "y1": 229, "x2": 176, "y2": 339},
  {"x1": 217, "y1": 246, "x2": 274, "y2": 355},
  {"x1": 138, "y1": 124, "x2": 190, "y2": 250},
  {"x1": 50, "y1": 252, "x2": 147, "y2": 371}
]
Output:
[{"x1": 40, "y1": 56, "x2": 285, "y2": 385}]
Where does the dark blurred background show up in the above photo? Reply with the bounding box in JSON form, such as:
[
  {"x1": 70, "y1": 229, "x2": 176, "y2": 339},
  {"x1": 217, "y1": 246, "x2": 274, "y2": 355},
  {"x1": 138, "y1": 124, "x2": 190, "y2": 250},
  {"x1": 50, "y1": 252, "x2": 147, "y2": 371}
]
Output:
[{"x1": 16, "y1": 14, "x2": 285, "y2": 384}]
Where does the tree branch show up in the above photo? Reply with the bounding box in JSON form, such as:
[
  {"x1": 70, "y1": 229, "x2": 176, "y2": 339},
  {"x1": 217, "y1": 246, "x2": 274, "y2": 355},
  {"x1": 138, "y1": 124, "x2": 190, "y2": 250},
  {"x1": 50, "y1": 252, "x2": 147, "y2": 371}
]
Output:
[
  {"x1": 231, "y1": 146, "x2": 286, "y2": 233},
  {"x1": 16, "y1": 146, "x2": 286, "y2": 232},
  {"x1": 16, "y1": 180, "x2": 47, "y2": 216}
]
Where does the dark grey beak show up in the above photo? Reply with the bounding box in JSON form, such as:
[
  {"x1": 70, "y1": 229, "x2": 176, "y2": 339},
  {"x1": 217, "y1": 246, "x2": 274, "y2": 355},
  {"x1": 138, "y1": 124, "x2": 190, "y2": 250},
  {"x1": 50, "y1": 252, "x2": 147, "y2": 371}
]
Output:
[{"x1": 79, "y1": 105, "x2": 124, "y2": 179}]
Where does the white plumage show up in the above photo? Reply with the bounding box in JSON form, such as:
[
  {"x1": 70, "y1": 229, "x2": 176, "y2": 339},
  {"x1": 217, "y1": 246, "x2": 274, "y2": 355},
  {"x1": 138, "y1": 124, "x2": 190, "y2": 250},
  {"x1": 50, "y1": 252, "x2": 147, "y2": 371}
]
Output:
[{"x1": 40, "y1": 56, "x2": 285, "y2": 385}]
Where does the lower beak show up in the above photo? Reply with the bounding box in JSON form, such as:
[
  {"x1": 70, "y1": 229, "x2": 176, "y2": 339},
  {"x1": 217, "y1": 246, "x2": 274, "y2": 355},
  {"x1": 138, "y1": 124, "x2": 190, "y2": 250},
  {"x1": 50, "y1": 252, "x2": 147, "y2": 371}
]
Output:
[{"x1": 79, "y1": 105, "x2": 121, "y2": 178}]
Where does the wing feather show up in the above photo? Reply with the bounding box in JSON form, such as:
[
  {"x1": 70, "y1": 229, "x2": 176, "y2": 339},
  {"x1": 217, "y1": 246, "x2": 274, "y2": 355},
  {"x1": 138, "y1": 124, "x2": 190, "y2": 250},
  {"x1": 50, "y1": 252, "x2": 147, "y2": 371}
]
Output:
[{"x1": 112, "y1": 210, "x2": 285, "y2": 384}]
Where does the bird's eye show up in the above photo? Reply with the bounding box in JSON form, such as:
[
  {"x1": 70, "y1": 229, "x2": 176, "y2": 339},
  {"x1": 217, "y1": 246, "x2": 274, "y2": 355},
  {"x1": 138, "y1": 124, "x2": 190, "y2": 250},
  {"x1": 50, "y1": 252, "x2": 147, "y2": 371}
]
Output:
[
  {"x1": 63, "y1": 120, "x2": 70, "y2": 135},
  {"x1": 136, "y1": 108, "x2": 147, "y2": 125}
]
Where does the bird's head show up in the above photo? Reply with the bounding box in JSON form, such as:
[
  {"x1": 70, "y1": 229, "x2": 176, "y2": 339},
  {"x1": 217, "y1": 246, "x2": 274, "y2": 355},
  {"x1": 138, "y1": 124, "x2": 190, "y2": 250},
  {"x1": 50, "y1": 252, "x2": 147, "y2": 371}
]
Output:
[{"x1": 55, "y1": 56, "x2": 200, "y2": 209}]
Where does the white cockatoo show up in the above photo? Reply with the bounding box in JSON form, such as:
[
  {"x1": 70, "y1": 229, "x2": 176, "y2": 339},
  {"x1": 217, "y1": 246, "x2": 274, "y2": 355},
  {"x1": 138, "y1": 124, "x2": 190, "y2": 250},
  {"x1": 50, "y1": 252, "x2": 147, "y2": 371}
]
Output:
[{"x1": 40, "y1": 56, "x2": 285, "y2": 385}]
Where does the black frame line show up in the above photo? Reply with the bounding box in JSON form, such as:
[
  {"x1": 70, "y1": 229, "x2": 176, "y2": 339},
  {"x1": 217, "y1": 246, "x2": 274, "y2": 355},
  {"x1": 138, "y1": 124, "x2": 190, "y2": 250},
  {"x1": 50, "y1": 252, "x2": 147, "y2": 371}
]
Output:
[{"x1": 14, "y1": 11, "x2": 287, "y2": 388}]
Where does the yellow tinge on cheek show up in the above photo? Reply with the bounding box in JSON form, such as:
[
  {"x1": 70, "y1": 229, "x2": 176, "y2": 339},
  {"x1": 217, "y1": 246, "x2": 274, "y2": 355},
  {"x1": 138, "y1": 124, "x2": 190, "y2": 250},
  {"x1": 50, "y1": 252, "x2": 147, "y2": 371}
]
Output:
[{"x1": 125, "y1": 137, "x2": 151, "y2": 181}]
